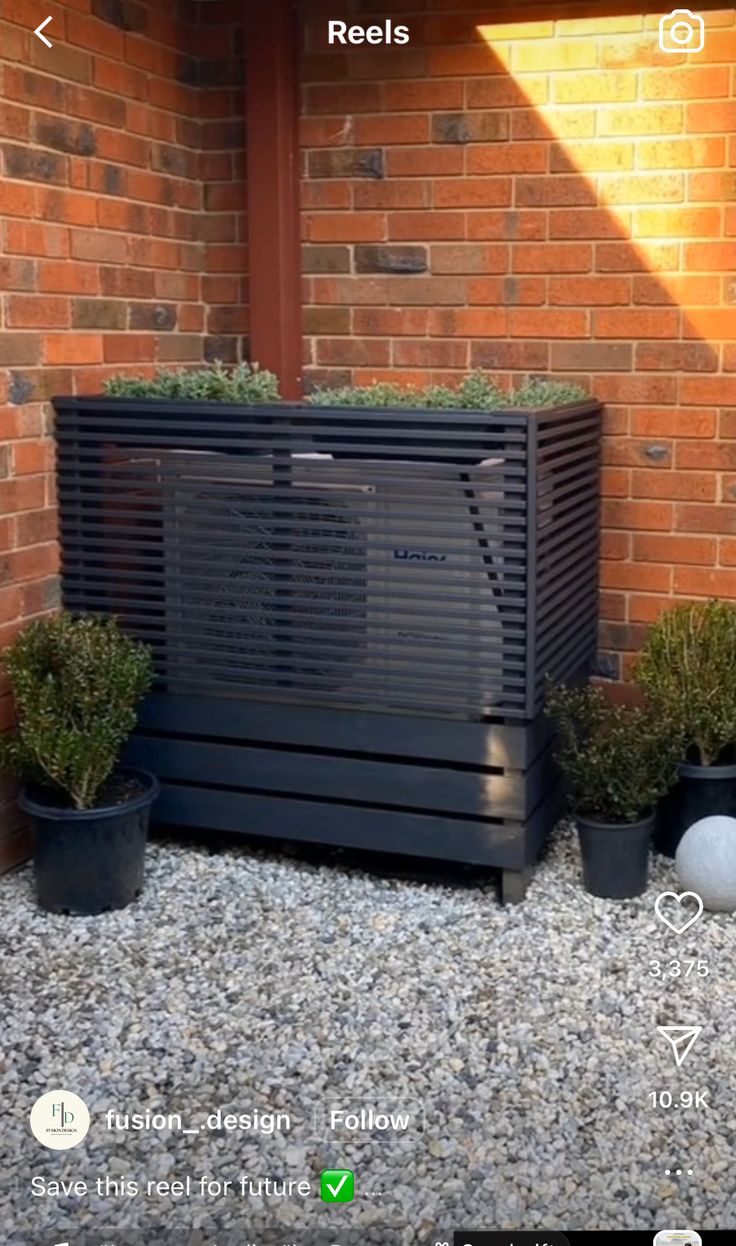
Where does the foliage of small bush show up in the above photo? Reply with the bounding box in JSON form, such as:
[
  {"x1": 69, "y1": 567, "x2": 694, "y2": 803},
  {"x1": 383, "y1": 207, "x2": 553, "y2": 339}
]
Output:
[
  {"x1": 545, "y1": 681, "x2": 680, "y2": 823},
  {"x1": 635, "y1": 599, "x2": 736, "y2": 766},
  {"x1": 308, "y1": 372, "x2": 588, "y2": 409},
  {"x1": 0, "y1": 613, "x2": 153, "y2": 810},
  {"x1": 104, "y1": 361, "x2": 280, "y2": 404},
  {"x1": 103, "y1": 365, "x2": 586, "y2": 411}
]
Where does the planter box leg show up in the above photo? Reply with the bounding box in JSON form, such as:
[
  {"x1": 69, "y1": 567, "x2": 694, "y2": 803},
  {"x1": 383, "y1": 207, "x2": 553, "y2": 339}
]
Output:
[{"x1": 500, "y1": 867, "x2": 531, "y2": 905}]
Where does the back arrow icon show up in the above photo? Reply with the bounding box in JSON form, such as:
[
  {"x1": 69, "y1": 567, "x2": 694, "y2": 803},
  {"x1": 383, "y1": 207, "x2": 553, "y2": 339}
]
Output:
[{"x1": 34, "y1": 16, "x2": 53, "y2": 47}]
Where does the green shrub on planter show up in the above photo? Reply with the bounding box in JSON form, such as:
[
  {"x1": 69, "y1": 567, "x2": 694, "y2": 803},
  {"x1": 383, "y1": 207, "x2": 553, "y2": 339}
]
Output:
[
  {"x1": 505, "y1": 377, "x2": 589, "y2": 409},
  {"x1": 0, "y1": 613, "x2": 153, "y2": 811},
  {"x1": 546, "y1": 681, "x2": 680, "y2": 824},
  {"x1": 635, "y1": 598, "x2": 736, "y2": 766},
  {"x1": 104, "y1": 360, "x2": 280, "y2": 404},
  {"x1": 103, "y1": 365, "x2": 587, "y2": 411},
  {"x1": 308, "y1": 372, "x2": 588, "y2": 409}
]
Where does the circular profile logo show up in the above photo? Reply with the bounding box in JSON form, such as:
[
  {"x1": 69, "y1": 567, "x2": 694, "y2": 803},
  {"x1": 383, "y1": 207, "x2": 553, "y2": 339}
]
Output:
[{"x1": 30, "y1": 1090, "x2": 90, "y2": 1150}]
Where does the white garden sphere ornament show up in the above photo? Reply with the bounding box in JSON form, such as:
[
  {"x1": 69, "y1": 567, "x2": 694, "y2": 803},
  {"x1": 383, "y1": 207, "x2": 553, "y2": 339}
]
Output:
[{"x1": 676, "y1": 815, "x2": 736, "y2": 912}]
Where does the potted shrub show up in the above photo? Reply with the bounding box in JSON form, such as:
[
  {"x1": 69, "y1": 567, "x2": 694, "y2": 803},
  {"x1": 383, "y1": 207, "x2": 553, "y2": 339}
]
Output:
[
  {"x1": 0, "y1": 613, "x2": 157, "y2": 915},
  {"x1": 635, "y1": 599, "x2": 736, "y2": 855},
  {"x1": 546, "y1": 681, "x2": 680, "y2": 898}
]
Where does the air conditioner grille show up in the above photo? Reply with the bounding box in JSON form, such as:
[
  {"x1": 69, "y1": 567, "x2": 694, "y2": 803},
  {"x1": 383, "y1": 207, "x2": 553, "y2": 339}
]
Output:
[{"x1": 168, "y1": 490, "x2": 367, "y2": 686}]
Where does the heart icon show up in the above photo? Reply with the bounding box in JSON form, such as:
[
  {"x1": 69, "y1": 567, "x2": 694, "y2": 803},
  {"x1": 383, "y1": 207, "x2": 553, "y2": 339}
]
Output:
[{"x1": 655, "y1": 890, "x2": 704, "y2": 934}]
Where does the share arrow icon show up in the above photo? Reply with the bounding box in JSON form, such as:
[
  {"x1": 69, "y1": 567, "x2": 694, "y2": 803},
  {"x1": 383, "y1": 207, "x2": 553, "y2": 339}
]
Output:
[{"x1": 657, "y1": 1025, "x2": 703, "y2": 1067}]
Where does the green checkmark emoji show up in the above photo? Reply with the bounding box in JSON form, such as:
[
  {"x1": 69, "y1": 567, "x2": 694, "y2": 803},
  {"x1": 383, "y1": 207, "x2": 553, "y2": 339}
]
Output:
[{"x1": 320, "y1": 1169, "x2": 354, "y2": 1203}]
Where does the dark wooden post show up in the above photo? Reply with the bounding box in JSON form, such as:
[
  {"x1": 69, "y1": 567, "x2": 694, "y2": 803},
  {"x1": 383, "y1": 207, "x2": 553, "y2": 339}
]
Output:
[{"x1": 245, "y1": 0, "x2": 303, "y2": 398}]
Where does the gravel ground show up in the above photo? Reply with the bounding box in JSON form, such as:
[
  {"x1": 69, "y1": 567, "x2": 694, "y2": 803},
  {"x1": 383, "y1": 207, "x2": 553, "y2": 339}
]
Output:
[{"x1": 1, "y1": 822, "x2": 735, "y2": 1243}]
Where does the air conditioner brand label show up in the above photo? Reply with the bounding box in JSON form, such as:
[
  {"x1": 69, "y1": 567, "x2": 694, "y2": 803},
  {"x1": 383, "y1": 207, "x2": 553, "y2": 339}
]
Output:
[{"x1": 393, "y1": 549, "x2": 447, "y2": 563}]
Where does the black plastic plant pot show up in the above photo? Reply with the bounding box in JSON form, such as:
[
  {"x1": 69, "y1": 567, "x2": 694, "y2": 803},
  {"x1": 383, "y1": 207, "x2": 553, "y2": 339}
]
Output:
[
  {"x1": 576, "y1": 811, "x2": 654, "y2": 899},
  {"x1": 655, "y1": 761, "x2": 736, "y2": 858},
  {"x1": 19, "y1": 767, "x2": 160, "y2": 916}
]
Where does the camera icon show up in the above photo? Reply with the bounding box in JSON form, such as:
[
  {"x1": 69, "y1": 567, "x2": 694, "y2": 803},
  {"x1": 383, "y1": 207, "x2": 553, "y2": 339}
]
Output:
[{"x1": 659, "y1": 8, "x2": 705, "y2": 53}]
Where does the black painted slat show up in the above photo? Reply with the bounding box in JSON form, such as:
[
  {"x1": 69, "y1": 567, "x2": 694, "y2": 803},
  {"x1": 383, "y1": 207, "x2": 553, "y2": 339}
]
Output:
[
  {"x1": 126, "y1": 734, "x2": 530, "y2": 820},
  {"x1": 150, "y1": 782, "x2": 529, "y2": 869},
  {"x1": 62, "y1": 596, "x2": 529, "y2": 650},
  {"x1": 136, "y1": 691, "x2": 550, "y2": 768}
]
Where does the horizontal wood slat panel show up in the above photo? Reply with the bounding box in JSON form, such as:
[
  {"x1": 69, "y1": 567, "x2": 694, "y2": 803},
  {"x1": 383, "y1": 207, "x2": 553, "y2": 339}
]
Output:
[
  {"x1": 126, "y1": 733, "x2": 555, "y2": 821},
  {"x1": 151, "y1": 783, "x2": 530, "y2": 869},
  {"x1": 54, "y1": 396, "x2": 598, "y2": 898},
  {"x1": 136, "y1": 691, "x2": 553, "y2": 769}
]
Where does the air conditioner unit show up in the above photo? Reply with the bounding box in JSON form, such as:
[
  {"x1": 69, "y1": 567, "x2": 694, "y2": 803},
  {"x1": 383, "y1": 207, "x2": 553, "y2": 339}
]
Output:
[{"x1": 159, "y1": 454, "x2": 509, "y2": 719}]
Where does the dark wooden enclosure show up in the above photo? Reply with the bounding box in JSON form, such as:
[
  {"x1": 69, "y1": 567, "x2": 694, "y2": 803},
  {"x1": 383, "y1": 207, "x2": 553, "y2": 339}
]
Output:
[{"x1": 53, "y1": 395, "x2": 601, "y2": 901}]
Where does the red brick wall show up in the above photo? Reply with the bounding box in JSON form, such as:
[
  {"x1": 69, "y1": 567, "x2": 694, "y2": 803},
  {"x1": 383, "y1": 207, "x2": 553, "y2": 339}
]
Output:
[
  {"x1": 0, "y1": 0, "x2": 247, "y2": 867},
  {"x1": 301, "y1": 1, "x2": 736, "y2": 681}
]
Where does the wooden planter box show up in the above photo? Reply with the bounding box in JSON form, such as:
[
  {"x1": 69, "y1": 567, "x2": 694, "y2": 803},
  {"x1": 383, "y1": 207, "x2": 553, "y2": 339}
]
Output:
[{"x1": 54, "y1": 395, "x2": 601, "y2": 901}]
